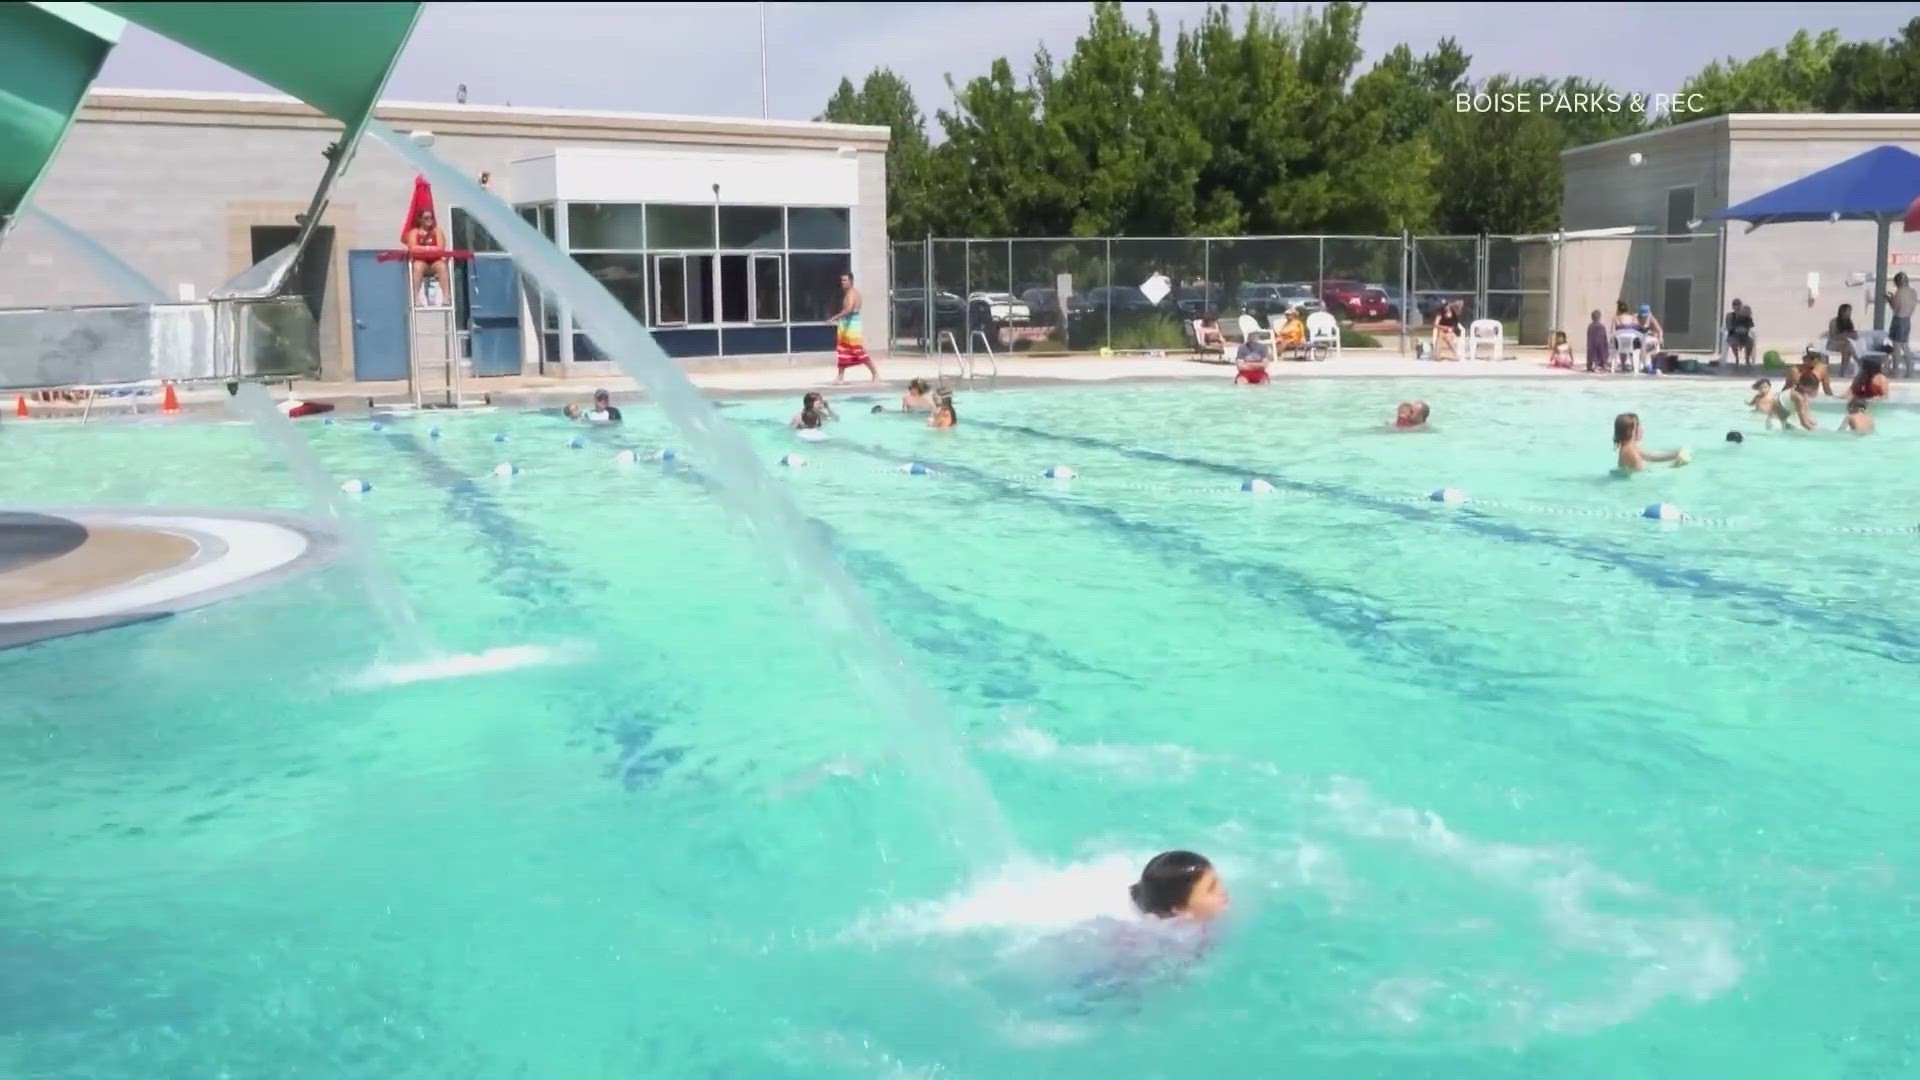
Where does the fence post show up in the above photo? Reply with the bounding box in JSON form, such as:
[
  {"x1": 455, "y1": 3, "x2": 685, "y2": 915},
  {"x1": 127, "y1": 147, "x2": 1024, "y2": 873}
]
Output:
[
  {"x1": 1399, "y1": 230, "x2": 1410, "y2": 357},
  {"x1": 1105, "y1": 236, "x2": 1113, "y2": 354},
  {"x1": 1549, "y1": 233, "x2": 1562, "y2": 354},
  {"x1": 963, "y1": 238, "x2": 973, "y2": 354},
  {"x1": 1203, "y1": 237, "x2": 1211, "y2": 316},
  {"x1": 924, "y1": 233, "x2": 934, "y2": 357},
  {"x1": 1317, "y1": 236, "x2": 1326, "y2": 298},
  {"x1": 1476, "y1": 233, "x2": 1489, "y2": 321}
]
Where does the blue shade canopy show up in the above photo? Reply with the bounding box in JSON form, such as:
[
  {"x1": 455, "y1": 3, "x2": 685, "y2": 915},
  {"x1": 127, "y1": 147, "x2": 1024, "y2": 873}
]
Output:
[{"x1": 1711, "y1": 145, "x2": 1920, "y2": 227}]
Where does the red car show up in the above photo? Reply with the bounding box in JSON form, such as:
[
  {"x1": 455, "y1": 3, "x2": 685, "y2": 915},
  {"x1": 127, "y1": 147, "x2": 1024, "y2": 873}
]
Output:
[{"x1": 1319, "y1": 279, "x2": 1391, "y2": 320}]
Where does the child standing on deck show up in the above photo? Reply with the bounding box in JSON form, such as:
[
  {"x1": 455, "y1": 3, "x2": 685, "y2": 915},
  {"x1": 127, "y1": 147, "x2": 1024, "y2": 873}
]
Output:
[{"x1": 1585, "y1": 311, "x2": 1610, "y2": 373}]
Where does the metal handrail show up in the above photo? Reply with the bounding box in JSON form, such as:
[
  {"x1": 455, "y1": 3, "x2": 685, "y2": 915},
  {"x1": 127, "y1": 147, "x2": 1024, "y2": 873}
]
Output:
[
  {"x1": 967, "y1": 329, "x2": 999, "y2": 386},
  {"x1": 936, "y1": 329, "x2": 972, "y2": 385}
]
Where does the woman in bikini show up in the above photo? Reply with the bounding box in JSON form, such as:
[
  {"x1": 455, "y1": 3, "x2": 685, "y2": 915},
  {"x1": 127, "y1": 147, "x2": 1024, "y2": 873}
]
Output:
[{"x1": 404, "y1": 207, "x2": 448, "y2": 306}]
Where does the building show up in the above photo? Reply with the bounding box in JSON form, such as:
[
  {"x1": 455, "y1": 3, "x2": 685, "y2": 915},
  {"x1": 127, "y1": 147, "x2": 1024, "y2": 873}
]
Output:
[
  {"x1": 0, "y1": 89, "x2": 892, "y2": 383},
  {"x1": 1559, "y1": 113, "x2": 1920, "y2": 353}
]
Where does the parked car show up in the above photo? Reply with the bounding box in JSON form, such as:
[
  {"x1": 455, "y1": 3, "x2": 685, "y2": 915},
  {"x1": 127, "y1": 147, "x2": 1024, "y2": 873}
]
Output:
[
  {"x1": 968, "y1": 291, "x2": 1032, "y2": 325},
  {"x1": 1172, "y1": 284, "x2": 1228, "y2": 319},
  {"x1": 1372, "y1": 284, "x2": 1407, "y2": 320},
  {"x1": 1237, "y1": 282, "x2": 1323, "y2": 320},
  {"x1": 1020, "y1": 287, "x2": 1094, "y2": 322},
  {"x1": 892, "y1": 288, "x2": 966, "y2": 333},
  {"x1": 1318, "y1": 278, "x2": 1392, "y2": 320},
  {"x1": 1083, "y1": 285, "x2": 1158, "y2": 313}
]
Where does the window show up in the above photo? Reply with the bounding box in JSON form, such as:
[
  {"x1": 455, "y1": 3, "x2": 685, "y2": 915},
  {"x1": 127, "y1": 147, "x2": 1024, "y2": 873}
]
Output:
[
  {"x1": 568, "y1": 203, "x2": 645, "y2": 250},
  {"x1": 720, "y1": 206, "x2": 784, "y2": 250},
  {"x1": 536, "y1": 205, "x2": 554, "y2": 241},
  {"x1": 789, "y1": 252, "x2": 851, "y2": 322},
  {"x1": 576, "y1": 253, "x2": 647, "y2": 324},
  {"x1": 787, "y1": 207, "x2": 850, "y2": 250},
  {"x1": 1661, "y1": 277, "x2": 1692, "y2": 335},
  {"x1": 1665, "y1": 187, "x2": 1695, "y2": 238},
  {"x1": 646, "y1": 204, "x2": 716, "y2": 249},
  {"x1": 752, "y1": 254, "x2": 783, "y2": 322},
  {"x1": 719, "y1": 255, "x2": 751, "y2": 322},
  {"x1": 653, "y1": 256, "x2": 688, "y2": 326}
]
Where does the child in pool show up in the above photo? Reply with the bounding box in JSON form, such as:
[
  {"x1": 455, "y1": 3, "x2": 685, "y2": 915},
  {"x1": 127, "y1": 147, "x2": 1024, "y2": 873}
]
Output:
[
  {"x1": 901, "y1": 378, "x2": 935, "y2": 413},
  {"x1": 1841, "y1": 398, "x2": 1875, "y2": 435},
  {"x1": 1613, "y1": 412, "x2": 1689, "y2": 472},
  {"x1": 1131, "y1": 850, "x2": 1229, "y2": 921},
  {"x1": 1748, "y1": 378, "x2": 1791, "y2": 430},
  {"x1": 790, "y1": 391, "x2": 837, "y2": 430},
  {"x1": 1392, "y1": 401, "x2": 1431, "y2": 430},
  {"x1": 1784, "y1": 371, "x2": 1821, "y2": 431},
  {"x1": 928, "y1": 388, "x2": 957, "y2": 429}
]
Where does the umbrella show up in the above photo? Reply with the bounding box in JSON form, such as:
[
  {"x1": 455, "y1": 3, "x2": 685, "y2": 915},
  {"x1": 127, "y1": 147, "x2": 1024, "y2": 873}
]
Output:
[{"x1": 403, "y1": 174, "x2": 436, "y2": 241}]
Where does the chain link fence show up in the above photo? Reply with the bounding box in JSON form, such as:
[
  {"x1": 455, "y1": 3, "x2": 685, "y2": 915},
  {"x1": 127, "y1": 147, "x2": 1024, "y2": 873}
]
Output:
[{"x1": 889, "y1": 231, "x2": 1725, "y2": 357}]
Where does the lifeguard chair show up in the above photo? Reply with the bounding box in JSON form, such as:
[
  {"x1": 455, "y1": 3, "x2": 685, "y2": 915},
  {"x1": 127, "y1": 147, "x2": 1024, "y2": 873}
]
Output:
[{"x1": 378, "y1": 175, "x2": 480, "y2": 410}]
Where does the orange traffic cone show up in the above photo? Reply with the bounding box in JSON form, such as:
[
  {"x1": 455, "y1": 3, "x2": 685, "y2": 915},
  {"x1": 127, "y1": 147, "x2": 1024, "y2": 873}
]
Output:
[
  {"x1": 13, "y1": 394, "x2": 26, "y2": 418},
  {"x1": 161, "y1": 383, "x2": 180, "y2": 414}
]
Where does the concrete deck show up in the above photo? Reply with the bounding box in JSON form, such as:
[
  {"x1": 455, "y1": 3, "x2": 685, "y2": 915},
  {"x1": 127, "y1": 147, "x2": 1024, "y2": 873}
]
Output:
[{"x1": 6, "y1": 347, "x2": 1775, "y2": 418}]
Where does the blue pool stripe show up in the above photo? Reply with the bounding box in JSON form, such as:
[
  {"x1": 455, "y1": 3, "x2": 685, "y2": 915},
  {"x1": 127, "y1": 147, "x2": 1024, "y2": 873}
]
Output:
[
  {"x1": 970, "y1": 420, "x2": 1919, "y2": 663},
  {"x1": 604, "y1": 430, "x2": 1127, "y2": 709},
  {"x1": 383, "y1": 432, "x2": 682, "y2": 788}
]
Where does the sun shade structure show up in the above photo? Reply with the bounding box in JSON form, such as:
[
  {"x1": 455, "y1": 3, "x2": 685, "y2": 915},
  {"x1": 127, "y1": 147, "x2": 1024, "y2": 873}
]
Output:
[
  {"x1": 0, "y1": 2, "x2": 125, "y2": 247},
  {"x1": 1710, "y1": 145, "x2": 1920, "y2": 329},
  {"x1": 98, "y1": 1, "x2": 424, "y2": 297}
]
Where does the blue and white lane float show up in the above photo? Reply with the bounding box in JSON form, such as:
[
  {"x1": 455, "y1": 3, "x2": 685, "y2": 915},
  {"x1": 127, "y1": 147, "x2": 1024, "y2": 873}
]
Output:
[
  {"x1": 1241, "y1": 478, "x2": 1275, "y2": 494},
  {"x1": 899, "y1": 462, "x2": 933, "y2": 476},
  {"x1": 428, "y1": 426, "x2": 442, "y2": 439},
  {"x1": 339, "y1": 478, "x2": 373, "y2": 494},
  {"x1": 568, "y1": 435, "x2": 587, "y2": 450},
  {"x1": 1429, "y1": 487, "x2": 1469, "y2": 504},
  {"x1": 493, "y1": 432, "x2": 510, "y2": 443},
  {"x1": 493, "y1": 462, "x2": 520, "y2": 478},
  {"x1": 1643, "y1": 502, "x2": 1684, "y2": 522},
  {"x1": 1043, "y1": 466, "x2": 1077, "y2": 480},
  {"x1": 614, "y1": 449, "x2": 639, "y2": 464},
  {"x1": 654, "y1": 448, "x2": 678, "y2": 462}
]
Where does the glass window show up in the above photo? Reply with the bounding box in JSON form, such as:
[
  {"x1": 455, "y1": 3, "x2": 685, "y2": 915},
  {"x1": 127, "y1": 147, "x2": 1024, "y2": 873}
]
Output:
[
  {"x1": 787, "y1": 207, "x2": 850, "y2": 250},
  {"x1": 690, "y1": 254, "x2": 715, "y2": 324},
  {"x1": 1665, "y1": 187, "x2": 1695, "y2": 237},
  {"x1": 647, "y1": 204, "x2": 716, "y2": 249},
  {"x1": 720, "y1": 206, "x2": 784, "y2": 249},
  {"x1": 652, "y1": 256, "x2": 688, "y2": 326},
  {"x1": 575, "y1": 253, "x2": 647, "y2": 324},
  {"x1": 789, "y1": 252, "x2": 851, "y2": 322},
  {"x1": 752, "y1": 254, "x2": 783, "y2": 323},
  {"x1": 535, "y1": 205, "x2": 553, "y2": 241},
  {"x1": 719, "y1": 254, "x2": 751, "y2": 323},
  {"x1": 568, "y1": 203, "x2": 645, "y2": 250}
]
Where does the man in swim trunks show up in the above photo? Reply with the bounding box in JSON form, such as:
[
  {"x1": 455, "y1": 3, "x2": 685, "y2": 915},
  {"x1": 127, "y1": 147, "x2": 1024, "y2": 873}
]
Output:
[
  {"x1": 1233, "y1": 337, "x2": 1271, "y2": 385},
  {"x1": 830, "y1": 272, "x2": 879, "y2": 385}
]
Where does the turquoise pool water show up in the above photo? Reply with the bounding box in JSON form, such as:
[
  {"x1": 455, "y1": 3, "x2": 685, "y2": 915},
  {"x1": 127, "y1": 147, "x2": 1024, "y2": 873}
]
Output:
[{"x1": 2, "y1": 377, "x2": 1916, "y2": 1078}]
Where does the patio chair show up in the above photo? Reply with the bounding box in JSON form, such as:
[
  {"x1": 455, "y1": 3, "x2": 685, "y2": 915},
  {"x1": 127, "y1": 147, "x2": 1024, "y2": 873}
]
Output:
[
  {"x1": 1612, "y1": 329, "x2": 1644, "y2": 373},
  {"x1": 1465, "y1": 319, "x2": 1504, "y2": 361},
  {"x1": 1187, "y1": 318, "x2": 1226, "y2": 363},
  {"x1": 1305, "y1": 311, "x2": 1341, "y2": 361},
  {"x1": 1236, "y1": 312, "x2": 1273, "y2": 346}
]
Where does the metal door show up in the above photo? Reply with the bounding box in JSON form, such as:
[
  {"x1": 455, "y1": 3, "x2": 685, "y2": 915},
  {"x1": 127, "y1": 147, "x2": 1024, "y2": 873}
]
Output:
[
  {"x1": 466, "y1": 253, "x2": 523, "y2": 376},
  {"x1": 347, "y1": 249, "x2": 409, "y2": 381}
]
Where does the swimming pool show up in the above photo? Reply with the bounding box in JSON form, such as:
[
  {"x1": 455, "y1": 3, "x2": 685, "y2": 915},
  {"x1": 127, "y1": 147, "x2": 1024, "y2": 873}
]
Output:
[{"x1": 2, "y1": 377, "x2": 1915, "y2": 1078}]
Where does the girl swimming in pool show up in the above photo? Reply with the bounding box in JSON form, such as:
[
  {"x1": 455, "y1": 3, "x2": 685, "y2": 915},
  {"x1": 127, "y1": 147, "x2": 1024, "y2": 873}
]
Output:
[
  {"x1": 928, "y1": 388, "x2": 957, "y2": 429},
  {"x1": 1612, "y1": 412, "x2": 1689, "y2": 472},
  {"x1": 1130, "y1": 850, "x2": 1228, "y2": 921},
  {"x1": 901, "y1": 378, "x2": 935, "y2": 412},
  {"x1": 790, "y1": 392, "x2": 836, "y2": 430}
]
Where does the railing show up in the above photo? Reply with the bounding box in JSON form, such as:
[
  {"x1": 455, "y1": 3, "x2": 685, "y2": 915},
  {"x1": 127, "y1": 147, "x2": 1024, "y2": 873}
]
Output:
[
  {"x1": 935, "y1": 330, "x2": 971, "y2": 385},
  {"x1": 967, "y1": 329, "x2": 999, "y2": 386},
  {"x1": 888, "y1": 230, "x2": 1727, "y2": 356}
]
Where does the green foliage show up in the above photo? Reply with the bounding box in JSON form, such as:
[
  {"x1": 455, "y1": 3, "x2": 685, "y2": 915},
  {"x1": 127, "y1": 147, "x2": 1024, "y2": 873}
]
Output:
[{"x1": 823, "y1": 10, "x2": 1920, "y2": 241}]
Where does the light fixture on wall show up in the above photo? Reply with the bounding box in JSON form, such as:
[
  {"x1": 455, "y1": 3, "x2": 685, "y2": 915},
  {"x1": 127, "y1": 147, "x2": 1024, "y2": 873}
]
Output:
[
  {"x1": 456, "y1": 83, "x2": 468, "y2": 105},
  {"x1": 1629, "y1": 152, "x2": 1645, "y2": 167}
]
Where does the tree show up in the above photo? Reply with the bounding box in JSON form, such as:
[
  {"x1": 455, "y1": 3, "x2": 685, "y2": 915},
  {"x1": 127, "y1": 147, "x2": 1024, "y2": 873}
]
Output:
[
  {"x1": 1432, "y1": 75, "x2": 1564, "y2": 234},
  {"x1": 819, "y1": 69, "x2": 933, "y2": 237},
  {"x1": 1678, "y1": 29, "x2": 1845, "y2": 118},
  {"x1": 1823, "y1": 18, "x2": 1920, "y2": 111}
]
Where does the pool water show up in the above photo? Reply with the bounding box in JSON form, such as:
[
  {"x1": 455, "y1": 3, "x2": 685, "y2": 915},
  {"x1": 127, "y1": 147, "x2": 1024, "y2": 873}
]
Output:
[{"x1": 3, "y1": 377, "x2": 1917, "y2": 1079}]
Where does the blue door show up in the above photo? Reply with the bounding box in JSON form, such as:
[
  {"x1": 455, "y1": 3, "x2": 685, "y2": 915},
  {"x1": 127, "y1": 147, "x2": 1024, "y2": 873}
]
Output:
[
  {"x1": 466, "y1": 253, "x2": 523, "y2": 376},
  {"x1": 348, "y1": 249, "x2": 410, "y2": 381}
]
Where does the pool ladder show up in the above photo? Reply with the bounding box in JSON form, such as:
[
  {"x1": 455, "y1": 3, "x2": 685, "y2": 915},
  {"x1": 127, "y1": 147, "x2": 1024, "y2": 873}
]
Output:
[{"x1": 935, "y1": 329, "x2": 999, "y2": 389}]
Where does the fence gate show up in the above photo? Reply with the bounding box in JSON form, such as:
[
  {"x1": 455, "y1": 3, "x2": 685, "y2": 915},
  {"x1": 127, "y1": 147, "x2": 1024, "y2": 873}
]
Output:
[
  {"x1": 1484, "y1": 234, "x2": 1555, "y2": 346},
  {"x1": 1409, "y1": 235, "x2": 1482, "y2": 333}
]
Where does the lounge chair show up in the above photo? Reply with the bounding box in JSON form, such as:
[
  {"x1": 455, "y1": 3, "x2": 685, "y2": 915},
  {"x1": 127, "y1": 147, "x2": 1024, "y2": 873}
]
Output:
[{"x1": 1305, "y1": 312, "x2": 1341, "y2": 361}]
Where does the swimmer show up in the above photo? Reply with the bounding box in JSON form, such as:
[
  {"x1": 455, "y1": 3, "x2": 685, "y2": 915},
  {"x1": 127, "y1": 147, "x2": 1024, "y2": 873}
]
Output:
[
  {"x1": 1612, "y1": 412, "x2": 1689, "y2": 472},
  {"x1": 563, "y1": 403, "x2": 584, "y2": 422},
  {"x1": 1130, "y1": 850, "x2": 1229, "y2": 921},
  {"x1": 1784, "y1": 371, "x2": 1820, "y2": 431},
  {"x1": 790, "y1": 391, "x2": 837, "y2": 430},
  {"x1": 1726, "y1": 430, "x2": 1744, "y2": 444},
  {"x1": 928, "y1": 388, "x2": 957, "y2": 429},
  {"x1": 1749, "y1": 378, "x2": 1791, "y2": 430},
  {"x1": 589, "y1": 388, "x2": 623, "y2": 423},
  {"x1": 870, "y1": 404, "x2": 884, "y2": 414},
  {"x1": 1841, "y1": 398, "x2": 1875, "y2": 435},
  {"x1": 901, "y1": 378, "x2": 935, "y2": 413},
  {"x1": 1392, "y1": 401, "x2": 1431, "y2": 430}
]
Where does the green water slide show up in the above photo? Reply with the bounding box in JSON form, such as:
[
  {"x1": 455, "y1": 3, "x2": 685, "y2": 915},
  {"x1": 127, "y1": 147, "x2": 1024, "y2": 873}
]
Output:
[
  {"x1": 0, "y1": 2, "x2": 125, "y2": 244},
  {"x1": 97, "y1": 2, "x2": 424, "y2": 295}
]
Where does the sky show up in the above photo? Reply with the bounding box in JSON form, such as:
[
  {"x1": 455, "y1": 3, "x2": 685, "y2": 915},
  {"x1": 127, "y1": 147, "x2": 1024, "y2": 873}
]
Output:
[{"x1": 97, "y1": 2, "x2": 1914, "y2": 123}]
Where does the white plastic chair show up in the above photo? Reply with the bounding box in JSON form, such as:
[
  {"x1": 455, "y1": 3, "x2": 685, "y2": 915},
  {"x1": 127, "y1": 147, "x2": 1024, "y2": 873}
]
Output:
[
  {"x1": 1465, "y1": 319, "x2": 1504, "y2": 360},
  {"x1": 1859, "y1": 329, "x2": 1892, "y2": 365},
  {"x1": 1237, "y1": 312, "x2": 1273, "y2": 345},
  {"x1": 1612, "y1": 330, "x2": 1644, "y2": 373},
  {"x1": 1305, "y1": 311, "x2": 1341, "y2": 360}
]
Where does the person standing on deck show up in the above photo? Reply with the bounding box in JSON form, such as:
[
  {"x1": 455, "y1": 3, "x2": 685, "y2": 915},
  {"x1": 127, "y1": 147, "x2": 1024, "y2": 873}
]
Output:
[{"x1": 830, "y1": 272, "x2": 879, "y2": 385}]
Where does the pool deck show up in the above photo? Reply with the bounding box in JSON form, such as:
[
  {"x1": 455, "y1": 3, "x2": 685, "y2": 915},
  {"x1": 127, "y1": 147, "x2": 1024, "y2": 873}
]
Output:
[
  {"x1": 0, "y1": 510, "x2": 338, "y2": 649},
  {"x1": 9, "y1": 346, "x2": 1773, "y2": 418}
]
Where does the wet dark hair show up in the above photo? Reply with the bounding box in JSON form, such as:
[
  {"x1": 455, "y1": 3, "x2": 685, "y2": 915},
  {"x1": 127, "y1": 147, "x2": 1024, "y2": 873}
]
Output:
[
  {"x1": 934, "y1": 388, "x2": 957, "y2": 423},
  {"x1": 1750, "y1": 378, "x2": 1770, "y2": 391},
  {"x1": 1612, "y1": 412, "x2": 1639, "y2": 448},
  {"x1": 1130, "y1": 850, "x2": 1213, "y2": 918},
  {"x1": 803, "y1": 392, "x2": 824, "y2": 409},
  {"x1": 1796, "y1": 371, "x2": 1821, "y2": 393},
  {"x1": 870, "y1": 404, "x2": 884, "y2": 414},
  {"x1": 1848, "y1": 398, "x2": 1868, "y2": 414},
  {"x1": 1726, "y1": 430, "x2": 1744, "y2": 443},
  {"x1": 907, "y1": 378, "x2": 930, "y2": 394}
]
